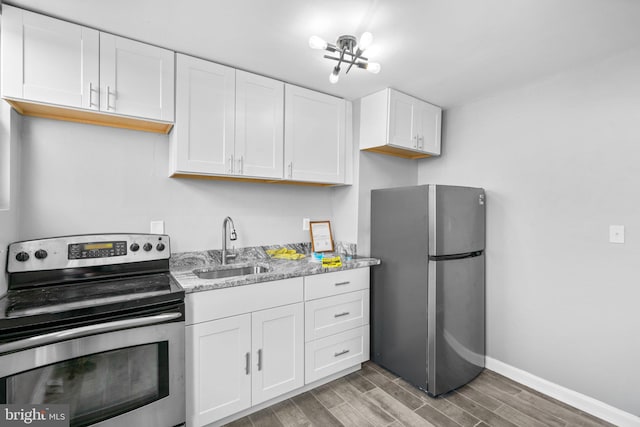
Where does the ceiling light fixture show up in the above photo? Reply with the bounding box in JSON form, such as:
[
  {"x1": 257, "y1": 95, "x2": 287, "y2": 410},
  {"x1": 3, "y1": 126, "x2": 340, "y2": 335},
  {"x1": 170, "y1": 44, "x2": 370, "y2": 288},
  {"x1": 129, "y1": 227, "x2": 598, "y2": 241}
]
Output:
[{"x1": 308, "y1": 32, "x2": 381, "y2": 84}]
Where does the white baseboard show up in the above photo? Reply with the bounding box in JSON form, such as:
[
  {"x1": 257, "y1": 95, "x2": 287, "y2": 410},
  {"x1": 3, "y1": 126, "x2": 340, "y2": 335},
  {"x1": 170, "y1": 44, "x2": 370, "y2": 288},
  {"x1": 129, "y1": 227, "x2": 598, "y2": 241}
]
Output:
[{"x1": 485, "y1": 357, "x2": 640, "y2": 427}]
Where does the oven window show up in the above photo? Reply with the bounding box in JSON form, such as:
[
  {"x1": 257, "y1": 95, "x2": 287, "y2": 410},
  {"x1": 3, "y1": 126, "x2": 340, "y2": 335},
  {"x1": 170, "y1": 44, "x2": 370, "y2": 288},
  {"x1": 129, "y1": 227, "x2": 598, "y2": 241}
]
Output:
[{"x1": 1, "y1": 342, "x2": 169, "y2": 427}]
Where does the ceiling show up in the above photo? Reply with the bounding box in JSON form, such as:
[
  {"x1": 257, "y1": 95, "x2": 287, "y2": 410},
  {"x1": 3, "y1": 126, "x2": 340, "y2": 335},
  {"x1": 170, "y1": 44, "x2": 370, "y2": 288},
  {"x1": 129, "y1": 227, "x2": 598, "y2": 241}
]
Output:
[{"x1": 5, "y1": 0, "x2": 640, "y2": 108}]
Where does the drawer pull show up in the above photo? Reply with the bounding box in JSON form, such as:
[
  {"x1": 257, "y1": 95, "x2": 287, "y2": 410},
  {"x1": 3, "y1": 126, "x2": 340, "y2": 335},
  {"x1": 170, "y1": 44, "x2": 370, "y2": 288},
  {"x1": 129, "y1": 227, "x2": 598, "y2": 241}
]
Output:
[
  {"x1": 334, "y1": 349, "x2": 350, "y2": 357},
  {"x1": 334, "y1": 311, "x2": 350, "y2": 318},
  {"x1": 257, "y1": 349, "x2": 263, "y2": 371},
  {"x1": 334, "y1": 281, "x2": 350, "y2": 286},
  {"x1": 245, "y1": 352, "x2": 250, "y2": 375}
]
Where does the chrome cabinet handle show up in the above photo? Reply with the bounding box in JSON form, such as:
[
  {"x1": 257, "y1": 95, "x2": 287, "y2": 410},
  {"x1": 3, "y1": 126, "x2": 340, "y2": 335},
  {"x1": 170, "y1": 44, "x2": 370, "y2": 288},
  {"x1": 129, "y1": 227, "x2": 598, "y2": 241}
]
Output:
[
  {"x1": 413, "y1": 135, "x2": 418, "y2": 148},
  {"x1": 228, "y1": 155, "x2": 234, "y2": 173},
  {"x1": 237, "y1": 156, "x2": 243, "y2": 175},
  {"x1": 89, "y1": 82, "x2": 98, "y2": 108},
  {"x1": 334, "y1": 281, "x2": 350, "y2": 286},
  {"x1": 334, "y1": 312, "x2": 350, "y2": 318},
  {"x1": 105, "y1": 85, "x2": 115, "y2": 111},
  {"x1": 257, "y1": 349, "x2": 263, "y2": 371},
  {"x1": 418, "y1": 135, "x2": 424, "y2": 150},
  {"x1": 334, "y1": 349, "x2": 350, "y2": 357},
  {"x1": 287, "y1": 162, "x2": 293, "y2": 179},
  {"x1": 0, "y1": 312, "x2": 182, "y2": 354},
  {"x1": 245, "y1": 352, "x2": 251, "y2": 375}
]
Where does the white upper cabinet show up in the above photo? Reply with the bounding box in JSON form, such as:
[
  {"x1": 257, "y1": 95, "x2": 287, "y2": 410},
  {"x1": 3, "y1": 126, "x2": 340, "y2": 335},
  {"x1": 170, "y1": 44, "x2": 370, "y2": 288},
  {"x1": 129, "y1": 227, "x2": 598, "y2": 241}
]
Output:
[
  {"x1": 414, "y1": 100, "x2": 442, "y2": 155},
  {"x1": 99, "y1": 33, "x2": 175, "y2": 122},
  {"x1": 360, "y1": 88, "x2": 441, "y2": 158},
  {"x1": 387, "y1": 90, "x2": 417, "y2": 150},
  {"x1": 235, "y1": 70, "x2": 284, "y2": 179},
  {"x1": 1, "y1": 5, "x2": 175, "y2": 133},
  {"x1": 284, "y1": 84, "x2": 346, "y2": 184},
  {"x1": 170, "y1": 56, "x2": 285, "y2": 179},
  {"x1": 1, "y1": 5, "x2": 99, "y2": 110},
  {"x1": 171, "y1": 54, "x2": 236, "y2": 175}
]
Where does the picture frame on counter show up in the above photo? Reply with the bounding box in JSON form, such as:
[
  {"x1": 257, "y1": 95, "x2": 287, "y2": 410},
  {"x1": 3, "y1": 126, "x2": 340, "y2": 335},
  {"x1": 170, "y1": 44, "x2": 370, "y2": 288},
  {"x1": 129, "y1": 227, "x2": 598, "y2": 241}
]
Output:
[{"x1": 310, "y1": 221, "x2": 334, "y2": 252}]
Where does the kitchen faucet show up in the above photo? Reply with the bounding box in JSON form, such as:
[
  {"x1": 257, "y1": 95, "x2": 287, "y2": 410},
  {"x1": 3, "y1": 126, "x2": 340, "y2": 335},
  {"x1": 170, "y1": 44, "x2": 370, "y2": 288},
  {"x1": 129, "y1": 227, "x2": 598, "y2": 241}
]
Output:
[{"x1": 222, "y1": 216, "x2": 238, "y2": 265}]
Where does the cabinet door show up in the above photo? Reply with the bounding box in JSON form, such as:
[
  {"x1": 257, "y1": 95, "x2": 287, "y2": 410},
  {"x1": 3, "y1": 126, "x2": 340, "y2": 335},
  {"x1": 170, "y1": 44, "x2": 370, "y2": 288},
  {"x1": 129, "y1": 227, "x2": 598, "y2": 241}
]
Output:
[
  {"x1": 173, "y1": 54, "x2": 235, "y2": 175},
  {"x1": 186, "y1": 314, "x2": 251, "y2": 427},
  {"x1": 1, "y1": 5, "x2": 99, "y2": 109},
  {"x1": 284, "y1": 85, "x2": 345, "y2": 184},
  {"x1": 415, "y1": 101, "x2": 442, "y2": 155},
  {"x1": 236, "y1": 71, "x2": 284, "y2": 179},
  {"x1": 251, "y1": 303, "x2": 304, "y2": 405},
  {"x1": 99, "y1": 33, "x2": 174, "y2": 121},
  {"x1": 387, "y1": 89, "x2": 418, "y2": 150}
]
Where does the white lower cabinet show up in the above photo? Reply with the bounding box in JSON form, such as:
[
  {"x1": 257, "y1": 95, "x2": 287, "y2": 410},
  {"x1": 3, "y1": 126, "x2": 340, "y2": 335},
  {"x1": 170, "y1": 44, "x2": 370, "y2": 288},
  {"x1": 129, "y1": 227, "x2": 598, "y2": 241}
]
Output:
[
  {"x1": 303, "y1": 268, "x2": 371, "y2": 384},
  {"x1": 305, "y1": 325, "x2": 370, "y2": 384},
  {"x1": 187, "y1": 314, "x2": 252, "y2": 426},
  {"x1": 185, "y1": 269, "x2": 370, "y2": 426},
  {"x1": 251, "y1": 303, "x2": 304, "y2": 404},
  {"x1": 187, "y1": 303, "x2": 303, "y2": 426}
]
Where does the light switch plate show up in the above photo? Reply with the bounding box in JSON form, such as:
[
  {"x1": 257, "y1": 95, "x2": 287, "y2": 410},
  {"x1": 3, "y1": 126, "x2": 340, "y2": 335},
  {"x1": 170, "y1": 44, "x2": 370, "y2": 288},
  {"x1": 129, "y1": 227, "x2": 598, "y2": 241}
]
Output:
[
  {"x1": 150, "y1": 220, "x2": 165, "y2": 234},
  {"x1": 609, "y1": 225, "x2": 624, "y2": 243},
  {"x1": 302, "y1": 218, "x2": 310, "y2": 231}
]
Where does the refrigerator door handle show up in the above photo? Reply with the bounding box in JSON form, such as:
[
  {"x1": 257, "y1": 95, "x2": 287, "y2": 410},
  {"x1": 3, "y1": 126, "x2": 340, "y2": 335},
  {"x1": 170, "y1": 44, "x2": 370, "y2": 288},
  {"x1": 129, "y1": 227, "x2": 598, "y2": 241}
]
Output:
[{"x1": 429, "y1": 251, "x2": 483, "y2": 261}]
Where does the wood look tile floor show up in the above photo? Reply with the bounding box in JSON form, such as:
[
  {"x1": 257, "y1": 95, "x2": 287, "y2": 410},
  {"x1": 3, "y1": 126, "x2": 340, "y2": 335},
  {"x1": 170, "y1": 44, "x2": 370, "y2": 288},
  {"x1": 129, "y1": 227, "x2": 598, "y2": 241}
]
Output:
[{"x1": 224, "y1": 362, "x2": 614, "y2": 427}]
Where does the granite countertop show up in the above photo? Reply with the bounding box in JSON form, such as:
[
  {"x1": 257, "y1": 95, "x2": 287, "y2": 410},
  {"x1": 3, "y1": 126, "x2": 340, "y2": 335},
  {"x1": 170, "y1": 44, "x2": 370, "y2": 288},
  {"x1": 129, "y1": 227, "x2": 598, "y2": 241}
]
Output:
[{"x1": 170, "y1": 243, "x2": 380, "y2": 294}]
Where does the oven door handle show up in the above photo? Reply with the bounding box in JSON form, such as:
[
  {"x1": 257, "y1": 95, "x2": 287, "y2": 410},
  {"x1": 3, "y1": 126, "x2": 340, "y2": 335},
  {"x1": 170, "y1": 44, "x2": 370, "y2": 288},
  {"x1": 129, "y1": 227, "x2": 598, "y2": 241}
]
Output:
[{"x1": 0, "y1": 312, "x2": 182, "y2": 354}]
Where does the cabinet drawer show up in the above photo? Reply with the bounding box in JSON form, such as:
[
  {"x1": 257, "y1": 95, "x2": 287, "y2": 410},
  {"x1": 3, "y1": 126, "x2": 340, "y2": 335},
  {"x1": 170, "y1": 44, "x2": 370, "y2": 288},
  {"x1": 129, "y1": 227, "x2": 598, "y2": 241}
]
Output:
[
  {"x1": 305, "y1": 325, "x2": 369, "y2": 384},
  {"x1": 304, "y1": 268, "x2": 369, "y2": 301},
  {"x1": 305, "y1": 290, "x2": 369, "y2": 341},
  {"x1": 186, "y1": 277, "x2": 303, "y2": 325}
]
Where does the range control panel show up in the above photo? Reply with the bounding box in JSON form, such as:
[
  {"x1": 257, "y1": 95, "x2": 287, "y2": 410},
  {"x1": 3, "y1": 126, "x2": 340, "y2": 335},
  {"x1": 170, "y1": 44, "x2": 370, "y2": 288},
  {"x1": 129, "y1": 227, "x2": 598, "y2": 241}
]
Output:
[
  {"x1": 7, "y1": 233, "x2": 171, "y2": 273},
  {"x1": 68, "y1": 241, "x2": 128, "y2": 259}
]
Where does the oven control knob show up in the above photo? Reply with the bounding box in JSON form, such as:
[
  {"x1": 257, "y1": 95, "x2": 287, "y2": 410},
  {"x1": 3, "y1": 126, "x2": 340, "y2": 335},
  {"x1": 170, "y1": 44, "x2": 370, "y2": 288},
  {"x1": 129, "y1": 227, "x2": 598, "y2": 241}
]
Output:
[
  {"x1": 16, "y1": 251, "x2": 30, "y2": 262},
  {"x1": 130, "y1": 243, "x2": 140, "y2": 252},
  {"x1": 156, "y1": 243, "x2": 166, "y2": 251},
  {"x1": 143, "y1": 243, "x2": 153, "y2": 252},
  {"x1": 35, "y1": 249, "x2": 48, "y2": 260}
]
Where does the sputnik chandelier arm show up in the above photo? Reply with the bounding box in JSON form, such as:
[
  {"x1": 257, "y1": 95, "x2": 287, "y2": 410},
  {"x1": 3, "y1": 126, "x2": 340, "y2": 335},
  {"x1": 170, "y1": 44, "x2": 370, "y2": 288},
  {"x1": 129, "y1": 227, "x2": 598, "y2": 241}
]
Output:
[{"x1": 309, "y1": 32, "x2": 381, "y2": 84}]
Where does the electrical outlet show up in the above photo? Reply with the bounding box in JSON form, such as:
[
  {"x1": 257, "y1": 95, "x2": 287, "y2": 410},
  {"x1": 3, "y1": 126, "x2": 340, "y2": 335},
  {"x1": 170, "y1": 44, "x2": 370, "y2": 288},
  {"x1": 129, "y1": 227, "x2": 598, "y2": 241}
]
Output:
[
  {"x1": 609, "y1": 225, "x2": 624, "y2": 243},
  {"x1": 150, "y1": 220, "x2": 165, "y2": 234},
  {"x1": 303, "y1": 218, "x2": 310, "y2": 231}
]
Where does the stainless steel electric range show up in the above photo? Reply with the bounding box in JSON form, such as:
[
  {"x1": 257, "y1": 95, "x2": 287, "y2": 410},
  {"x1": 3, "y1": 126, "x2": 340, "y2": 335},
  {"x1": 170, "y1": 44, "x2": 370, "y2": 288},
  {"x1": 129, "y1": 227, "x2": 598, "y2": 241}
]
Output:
[{"x1": 0, "y1": 233, "x2": 185, "y2": 427}]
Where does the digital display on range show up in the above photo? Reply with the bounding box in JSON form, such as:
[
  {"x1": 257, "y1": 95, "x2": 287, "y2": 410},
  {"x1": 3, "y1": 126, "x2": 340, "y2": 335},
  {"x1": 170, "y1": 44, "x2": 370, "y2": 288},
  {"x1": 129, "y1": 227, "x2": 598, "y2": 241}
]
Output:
[
  {"x1": 68, "y1": 241, "x2": 127, "y2": 259},
  {"x1": 84, "y1": 243, "x2": 113, "y2": 250}
]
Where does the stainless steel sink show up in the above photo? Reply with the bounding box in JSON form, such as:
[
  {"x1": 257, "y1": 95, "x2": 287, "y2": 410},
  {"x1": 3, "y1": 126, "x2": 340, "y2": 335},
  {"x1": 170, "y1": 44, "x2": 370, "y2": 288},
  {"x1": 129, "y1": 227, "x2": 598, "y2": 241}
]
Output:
[{"x1": 193, "y1": 264, "x2": 270, "y2": 280}]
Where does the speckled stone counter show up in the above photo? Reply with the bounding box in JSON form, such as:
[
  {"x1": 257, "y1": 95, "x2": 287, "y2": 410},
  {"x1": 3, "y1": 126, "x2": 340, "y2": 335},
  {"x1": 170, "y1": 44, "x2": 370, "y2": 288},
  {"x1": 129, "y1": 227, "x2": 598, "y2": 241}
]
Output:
[{"x1": 170, "y1": 242, "x2": 380, "y2": 294}]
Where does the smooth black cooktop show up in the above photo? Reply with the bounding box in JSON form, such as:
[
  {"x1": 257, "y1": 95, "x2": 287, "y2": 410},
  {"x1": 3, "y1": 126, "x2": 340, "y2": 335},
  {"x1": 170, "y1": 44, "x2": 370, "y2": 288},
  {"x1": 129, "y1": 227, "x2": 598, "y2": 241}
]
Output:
[{"x1": 0, "y1": 272, "x2": 184, "y2": 343}]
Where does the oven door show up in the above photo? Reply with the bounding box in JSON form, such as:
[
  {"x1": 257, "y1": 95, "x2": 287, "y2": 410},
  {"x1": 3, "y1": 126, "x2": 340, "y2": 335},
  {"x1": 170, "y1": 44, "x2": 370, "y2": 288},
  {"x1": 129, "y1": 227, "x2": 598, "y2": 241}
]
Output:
[{"x1": 0, "y1": 312, "x2": 185, "y2": 427}]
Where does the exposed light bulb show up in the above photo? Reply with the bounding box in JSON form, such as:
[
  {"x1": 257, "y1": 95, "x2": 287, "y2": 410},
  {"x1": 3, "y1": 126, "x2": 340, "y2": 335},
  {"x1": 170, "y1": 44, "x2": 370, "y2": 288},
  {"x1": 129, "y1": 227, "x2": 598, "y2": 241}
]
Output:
[
  {"x1": 366, "y1": 62, "x2": 381, "y2": 74},
  {"x1": 309, "y1": 35, "x2": 328, "y2": 50},
  {"x1": 358, "y1": 32, "x2": 373, "y2": 51},
  {"x1": 329, "y1": 67, "x2": 340, "y2": 84}
]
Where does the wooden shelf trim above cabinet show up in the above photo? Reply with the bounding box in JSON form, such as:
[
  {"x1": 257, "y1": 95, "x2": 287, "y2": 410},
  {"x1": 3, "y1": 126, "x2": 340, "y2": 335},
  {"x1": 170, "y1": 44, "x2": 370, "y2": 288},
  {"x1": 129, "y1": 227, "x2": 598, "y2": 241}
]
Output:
[
  {"x1": 169, "y1": 173, "x2": 338, "y2": 187},
  {"x1": 6, "y1": 99, "x2": 174, "y2": 134},
  {"x1": 361, "y1": 145, "x2": 433, "y2": 159}
]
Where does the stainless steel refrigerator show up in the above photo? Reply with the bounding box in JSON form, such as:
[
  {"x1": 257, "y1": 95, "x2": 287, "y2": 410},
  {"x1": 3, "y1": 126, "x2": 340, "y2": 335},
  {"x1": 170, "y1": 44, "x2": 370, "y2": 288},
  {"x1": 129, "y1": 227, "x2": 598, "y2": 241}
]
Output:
[{"x1": 370, "y1": 184, "x2": 485, "y2": 397}]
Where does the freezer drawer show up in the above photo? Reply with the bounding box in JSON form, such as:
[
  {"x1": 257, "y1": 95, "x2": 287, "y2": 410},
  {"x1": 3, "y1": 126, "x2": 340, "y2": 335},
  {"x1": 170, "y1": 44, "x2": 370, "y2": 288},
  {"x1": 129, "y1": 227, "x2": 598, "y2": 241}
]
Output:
[{"x1": 428, "y1": 253, "x2": 485, "y2": 396}]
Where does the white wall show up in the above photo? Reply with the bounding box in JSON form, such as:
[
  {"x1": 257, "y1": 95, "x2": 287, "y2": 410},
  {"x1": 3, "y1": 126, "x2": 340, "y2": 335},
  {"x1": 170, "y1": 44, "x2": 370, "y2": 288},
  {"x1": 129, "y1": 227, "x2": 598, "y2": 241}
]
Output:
[
  {"x1": 0, "y1": 101, "x2": 21, "y2": 295},
  {"x1": 418, "y1": 47, "x2": 640, "y2": 416},
  {"x1": 18, "y1": 117, "x2": 341, "y2": 253}
]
